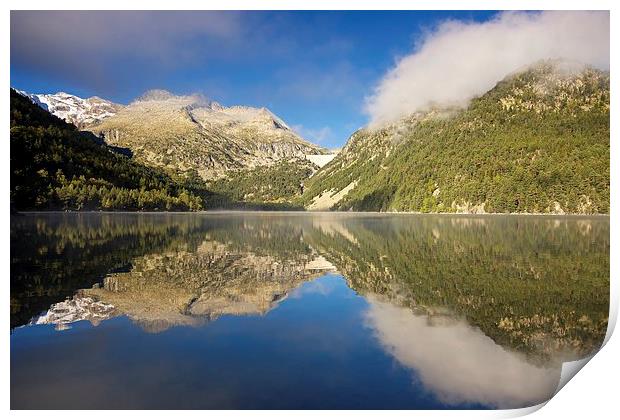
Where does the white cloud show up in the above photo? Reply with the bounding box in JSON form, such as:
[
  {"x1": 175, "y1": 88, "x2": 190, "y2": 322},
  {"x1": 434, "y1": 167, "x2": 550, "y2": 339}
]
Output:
[{"x1": 365, "y1": 11, "x2": 610, "y2": 127}]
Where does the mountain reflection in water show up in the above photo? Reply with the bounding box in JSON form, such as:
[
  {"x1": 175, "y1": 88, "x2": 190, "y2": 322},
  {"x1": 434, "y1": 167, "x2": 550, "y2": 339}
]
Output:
[{"x1": 11, "y1": 213, "x2": 609, "y2": 409}]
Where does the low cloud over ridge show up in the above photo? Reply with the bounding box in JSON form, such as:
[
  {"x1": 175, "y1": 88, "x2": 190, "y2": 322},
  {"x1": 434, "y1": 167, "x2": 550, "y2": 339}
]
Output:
[{"x1": 365, "y1": 11, "x2": 610, "y2": 127}]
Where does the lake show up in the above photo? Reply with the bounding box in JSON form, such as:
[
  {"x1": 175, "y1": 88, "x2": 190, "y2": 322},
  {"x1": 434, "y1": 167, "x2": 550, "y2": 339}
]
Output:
[{"x1": 10, "y1": 212, "x2": 609, "y2": 409}]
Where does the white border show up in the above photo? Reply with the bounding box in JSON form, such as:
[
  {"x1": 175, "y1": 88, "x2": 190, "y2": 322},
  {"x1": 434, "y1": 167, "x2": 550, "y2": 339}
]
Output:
[{"x1": 2, "y1": 1, "x2": 617, "y2": 419}]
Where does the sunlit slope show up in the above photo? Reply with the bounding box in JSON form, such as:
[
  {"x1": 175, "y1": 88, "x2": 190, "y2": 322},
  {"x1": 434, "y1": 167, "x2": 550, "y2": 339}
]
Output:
[
  {"x1": 301, "y1": 61, "x2": 609, "y2": 213},
  {"x1": 88, "y1": 90, "x2": 326, "y2": 181},
  {"x1": 10, "y1": 89, "x2": 207, "y2": 211}
]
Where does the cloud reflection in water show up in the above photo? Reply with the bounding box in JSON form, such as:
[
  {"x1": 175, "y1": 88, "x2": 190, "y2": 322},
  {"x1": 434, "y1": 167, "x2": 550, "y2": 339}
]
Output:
[{"x1": 365, "y1": 296, "x2": 562, "y2": 409}]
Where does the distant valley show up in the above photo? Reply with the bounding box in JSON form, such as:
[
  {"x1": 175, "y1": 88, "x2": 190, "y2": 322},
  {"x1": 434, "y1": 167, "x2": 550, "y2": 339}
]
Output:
[{"x1": 11, "y1": 88, "x2": 335, "y2": 210}]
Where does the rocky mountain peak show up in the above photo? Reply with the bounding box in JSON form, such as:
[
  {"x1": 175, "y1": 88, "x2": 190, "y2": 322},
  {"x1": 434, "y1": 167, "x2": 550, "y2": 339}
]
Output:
[
  {"x1": 16, "y1": 90, "x2": 123, "y2": 129},
  {"x1": 81, "y1": 90, "x2": 326, "y2": 180},
  {"x1": 14, "y1": 87, "x2": 327, "y2": 183},
  {"x1": 135, "y1": 89, "x2": 177, "y2": 102}
]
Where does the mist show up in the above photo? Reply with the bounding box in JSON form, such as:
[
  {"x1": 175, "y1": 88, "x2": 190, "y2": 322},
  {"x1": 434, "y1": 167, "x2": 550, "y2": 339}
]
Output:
[{"x1": 365, "y1": 11, "x2": 610, "y2": 127}]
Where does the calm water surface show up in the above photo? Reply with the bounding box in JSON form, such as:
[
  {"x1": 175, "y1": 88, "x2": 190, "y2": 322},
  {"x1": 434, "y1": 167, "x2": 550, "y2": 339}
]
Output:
[{"x1": 10, "y1": 212, "x2": 609, "y2": 409}]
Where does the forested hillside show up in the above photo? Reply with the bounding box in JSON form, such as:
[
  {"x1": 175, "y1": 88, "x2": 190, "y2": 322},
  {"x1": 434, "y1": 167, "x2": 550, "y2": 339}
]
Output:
[
  {"x1": 208, "y1": 160, "x2": 316, "y2": 204},
  {"x1": 301, "y1": 61, "x2": 610, "y2": 214},
  {"x1": 11, "y1": 60, "x2": 610, "y2": 213},
  {"x1": 10, "y1": 89, "x2": 209, "y2": 211}
]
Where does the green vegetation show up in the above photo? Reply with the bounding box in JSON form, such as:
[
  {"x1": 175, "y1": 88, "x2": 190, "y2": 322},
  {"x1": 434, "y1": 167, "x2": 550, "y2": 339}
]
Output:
[
  {"x1": 10, "y1": 213, "x2": 211, "y2": 328},
  {"x1": 301, "y1": 62, "x2": 610, "y2": 214},
  {"x1": 10, "y1": 89, "x2": 209, "y2": 211},
  {"x1": 12, "y1": 61, "x2": 610, "y2": 213},
  {"x1": 209, "y1": 160, "x2": 316, "y2": 203},
  {"x1": 10, "y1": 213, "x2": 313, "y2": 329},
  {"x1": 10, "y1": 89, "x2": 312, "y2": 210},
  {"x1": 302, "y1": 214, "x2": 609, "y2": 363},
  {"x1": 12, "y1": 211, "x2": 609, "y2": 363}
]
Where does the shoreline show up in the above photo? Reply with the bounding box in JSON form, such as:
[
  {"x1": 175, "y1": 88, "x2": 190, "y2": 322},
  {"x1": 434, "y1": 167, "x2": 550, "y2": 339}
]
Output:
[{"x1": 13, "y1": 210, "x2": 610, "y2": 218}]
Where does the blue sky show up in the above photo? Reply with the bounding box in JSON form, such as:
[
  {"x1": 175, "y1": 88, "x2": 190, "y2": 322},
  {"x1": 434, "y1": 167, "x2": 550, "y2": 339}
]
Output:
[{"x1": 11, "y1": 11, "x2": 497, "y2": 148}]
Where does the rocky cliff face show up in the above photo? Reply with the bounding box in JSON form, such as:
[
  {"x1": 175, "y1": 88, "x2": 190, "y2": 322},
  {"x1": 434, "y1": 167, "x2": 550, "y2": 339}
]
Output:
[
  {"x1": 17, "y1": 88, "x2": 327, "y2": 185},
  {"x1": 88, "y1": 90, "x2": 326, "y2": 180},
  {"x1": 301, "y1": 60, "x2": 610, "y2": 213}
]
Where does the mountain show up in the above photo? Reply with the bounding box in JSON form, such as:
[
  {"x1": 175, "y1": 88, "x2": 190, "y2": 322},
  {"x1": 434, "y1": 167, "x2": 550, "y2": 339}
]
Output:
[
  {"x1": 10, "y1": 88, "x2": 209, "y2": 211},
  {"x1": 17, "y1": 90, "x2": 122, "y2": 128},
  {"x1": 300, "y1": 60, "x2": 610, "y2": 214},
  {"x1": 16, "y1": 88, "x2": 329, "y2": 206},
  {"x1": 86, "y1": 90, "x2": 327, "y2": 181}
]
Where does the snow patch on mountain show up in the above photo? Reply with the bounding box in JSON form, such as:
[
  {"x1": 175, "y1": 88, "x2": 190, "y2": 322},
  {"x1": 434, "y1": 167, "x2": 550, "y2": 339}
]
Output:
[
  {"x1": 17, "y1": 90, "x2": 122, "y2": 128},
  {"x1": 305, "y1": 153, "x2": 337, "y2": 168}
]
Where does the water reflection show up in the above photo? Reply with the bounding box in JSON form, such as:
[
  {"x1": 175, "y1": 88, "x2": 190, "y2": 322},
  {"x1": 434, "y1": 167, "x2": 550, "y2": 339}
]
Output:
[
  {"x1": 11, "y1": 213, "x2": 609, "y2": 409},
  {"x1": 304, "y1": 214, "x2": 609, "y2": 363},
  {"x1": 47, "y1": 241, "x2": 333, "y2": 332},
  {"x1": 365, "y1": 297, "x2": 559, "y2": 408}
]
